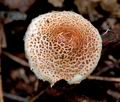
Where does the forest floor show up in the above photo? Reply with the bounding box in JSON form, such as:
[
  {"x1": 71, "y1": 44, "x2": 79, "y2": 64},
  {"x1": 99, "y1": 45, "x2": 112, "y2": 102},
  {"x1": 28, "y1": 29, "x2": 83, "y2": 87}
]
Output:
[{"x1": 1, "y1": 0, "x2": 120, "y2": 102}]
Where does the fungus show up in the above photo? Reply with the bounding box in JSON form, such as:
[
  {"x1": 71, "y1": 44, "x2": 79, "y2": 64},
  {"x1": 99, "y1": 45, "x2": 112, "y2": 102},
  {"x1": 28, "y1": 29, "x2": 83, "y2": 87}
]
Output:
[{"x1": 24, "y1": 11, "x2": 102, "y2": 85}]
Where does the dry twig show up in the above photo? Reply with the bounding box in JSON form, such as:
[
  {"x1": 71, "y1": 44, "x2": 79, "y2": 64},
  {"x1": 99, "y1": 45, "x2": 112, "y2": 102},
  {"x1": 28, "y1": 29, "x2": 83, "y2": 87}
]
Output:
[
  {"x1": 0, "y1": 24, "x2": 4, "y2": 102},
  {"x1": 102, "y1": 29, "x2": 120, "y2": 48},
  {"x1": 0, "y1": 24, "x2": 7, "y2": 48},
  {"x1": 3, "y1": 51, "x2": 29, "y2": 67},
  {"x1": 4, "y1": 92, "x2": 28, "y2": 102},
  {"x1": 0, "y1": 76, "x2": 4, "y2": 102},
  {"x1": 95, "y1": 65, "x2": 114, "y2": 75},
  {"x1": 107, "y1": 89, "x2": 120, "y2": 100},
  {"x1": 88, "y1": 75, "x2": 120, "y2": 82},
  {"x1": 29, "y1": 87, "x2": 49, "y2": 102}
]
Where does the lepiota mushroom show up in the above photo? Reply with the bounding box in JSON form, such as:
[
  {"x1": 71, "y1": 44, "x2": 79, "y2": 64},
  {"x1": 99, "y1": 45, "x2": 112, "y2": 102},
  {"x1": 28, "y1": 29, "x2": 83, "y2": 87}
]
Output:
[{"x1": 24, "y1": 11, "x2": 102, "y2": 85}]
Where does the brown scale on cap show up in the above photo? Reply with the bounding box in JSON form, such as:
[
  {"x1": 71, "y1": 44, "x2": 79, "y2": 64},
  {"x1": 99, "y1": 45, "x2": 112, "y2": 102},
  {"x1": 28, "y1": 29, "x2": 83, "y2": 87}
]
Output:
[{"x1": 24, "y1": 11, "x2": 102, "y2": 85}]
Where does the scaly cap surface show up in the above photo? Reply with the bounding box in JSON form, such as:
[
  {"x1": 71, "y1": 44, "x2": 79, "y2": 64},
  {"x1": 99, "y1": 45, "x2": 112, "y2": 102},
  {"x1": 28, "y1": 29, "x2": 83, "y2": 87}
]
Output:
[{"x1": 24, "y1": 11, "x2": 102, "y2": 85}]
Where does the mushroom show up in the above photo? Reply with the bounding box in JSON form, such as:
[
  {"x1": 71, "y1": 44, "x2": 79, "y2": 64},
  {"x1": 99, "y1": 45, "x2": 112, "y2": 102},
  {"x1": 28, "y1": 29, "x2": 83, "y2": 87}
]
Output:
[{"x1": 24, "y1": 11, "x2": 102, "y2": 85}]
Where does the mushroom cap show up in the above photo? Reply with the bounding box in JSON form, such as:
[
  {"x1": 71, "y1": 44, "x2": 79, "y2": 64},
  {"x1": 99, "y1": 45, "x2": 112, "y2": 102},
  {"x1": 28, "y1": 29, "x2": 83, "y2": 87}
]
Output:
[{"x1": 24, "y1": 11, "x2": 102, "y2": 85}]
